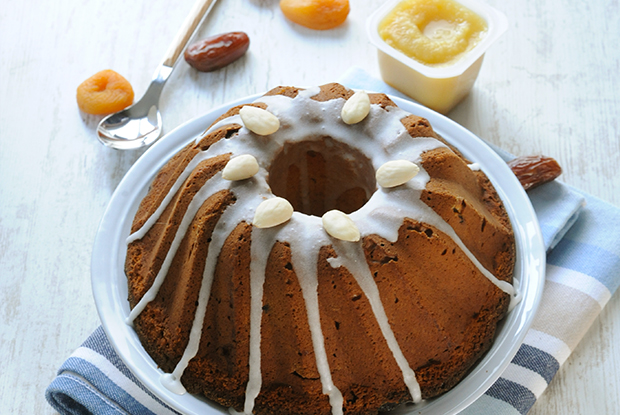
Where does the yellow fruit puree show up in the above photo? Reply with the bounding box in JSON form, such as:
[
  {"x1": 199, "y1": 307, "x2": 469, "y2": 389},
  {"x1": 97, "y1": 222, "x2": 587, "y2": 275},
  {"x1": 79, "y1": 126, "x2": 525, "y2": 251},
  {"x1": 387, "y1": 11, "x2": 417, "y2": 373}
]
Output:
[{"x1": 378, "y1": 0, "x2": 487, "y2": 67}]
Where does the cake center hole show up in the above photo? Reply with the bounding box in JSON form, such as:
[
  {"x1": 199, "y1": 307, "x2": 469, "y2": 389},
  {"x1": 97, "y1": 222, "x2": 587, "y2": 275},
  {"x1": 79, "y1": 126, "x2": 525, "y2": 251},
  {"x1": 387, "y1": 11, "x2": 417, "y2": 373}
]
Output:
[{"x1": 268, "y1": 138, "x2": 376, "y2": 217}]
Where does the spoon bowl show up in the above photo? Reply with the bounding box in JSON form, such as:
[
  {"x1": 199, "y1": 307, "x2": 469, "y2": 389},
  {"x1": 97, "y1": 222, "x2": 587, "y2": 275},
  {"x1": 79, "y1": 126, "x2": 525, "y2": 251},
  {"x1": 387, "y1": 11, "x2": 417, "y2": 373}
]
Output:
[
  {"x1": 97, "y1": 68, "x2": 169, "y2": 150},
  {"x1": 96, "y1": 0, "x2": 217, "y2": 150},
  {"x1": 97, "y1": 105, "x2": 162, "y2": 150}
]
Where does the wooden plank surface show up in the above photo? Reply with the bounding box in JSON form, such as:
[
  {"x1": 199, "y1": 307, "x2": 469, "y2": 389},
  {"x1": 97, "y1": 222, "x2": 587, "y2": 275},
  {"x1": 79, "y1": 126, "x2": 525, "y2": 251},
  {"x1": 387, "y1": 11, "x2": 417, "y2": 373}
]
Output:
[{"x1": 1, "y1": 0, "x2": 618, "y2": 413}]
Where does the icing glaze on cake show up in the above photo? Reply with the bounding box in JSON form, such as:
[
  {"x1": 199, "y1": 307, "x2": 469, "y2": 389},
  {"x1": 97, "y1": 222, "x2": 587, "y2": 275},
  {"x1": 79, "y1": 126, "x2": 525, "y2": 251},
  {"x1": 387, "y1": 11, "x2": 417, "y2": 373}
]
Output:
[{"x1": 125, "y1": 83, "x2": 517, "y2": 415}]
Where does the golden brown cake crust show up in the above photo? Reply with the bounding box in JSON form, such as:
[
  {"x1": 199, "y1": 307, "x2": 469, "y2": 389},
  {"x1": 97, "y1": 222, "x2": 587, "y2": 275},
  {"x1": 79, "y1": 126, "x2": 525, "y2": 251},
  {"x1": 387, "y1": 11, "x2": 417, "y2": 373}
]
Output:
[{"x1": 124, "y1": 83, "x2": 515, "y2": 415}]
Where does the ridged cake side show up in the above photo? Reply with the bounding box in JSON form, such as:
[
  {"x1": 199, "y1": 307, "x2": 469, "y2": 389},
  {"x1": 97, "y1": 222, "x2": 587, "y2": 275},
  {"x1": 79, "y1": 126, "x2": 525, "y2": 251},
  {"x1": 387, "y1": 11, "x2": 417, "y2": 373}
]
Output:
[{"x1": 125, "y1": 83, "x2": 515, "y2": 415}]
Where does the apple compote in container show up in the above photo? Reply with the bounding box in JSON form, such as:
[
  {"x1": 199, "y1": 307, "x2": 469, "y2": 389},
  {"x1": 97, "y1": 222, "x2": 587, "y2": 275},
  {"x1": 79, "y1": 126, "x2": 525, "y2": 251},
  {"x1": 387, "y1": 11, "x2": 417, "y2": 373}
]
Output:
[{"x1": 367, "y1": 0, "x2": 508, "y2": 114}]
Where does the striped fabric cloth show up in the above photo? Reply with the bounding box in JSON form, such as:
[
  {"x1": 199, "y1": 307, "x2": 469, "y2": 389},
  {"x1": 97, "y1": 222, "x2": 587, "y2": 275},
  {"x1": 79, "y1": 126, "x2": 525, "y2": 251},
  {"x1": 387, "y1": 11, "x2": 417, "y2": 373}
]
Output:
[
  {"x1": 46, "y1": 69, "x2": 620, "y2": 414},
  {"x1": 46, "y1": 326, "x2": 180, "y2": 415}
]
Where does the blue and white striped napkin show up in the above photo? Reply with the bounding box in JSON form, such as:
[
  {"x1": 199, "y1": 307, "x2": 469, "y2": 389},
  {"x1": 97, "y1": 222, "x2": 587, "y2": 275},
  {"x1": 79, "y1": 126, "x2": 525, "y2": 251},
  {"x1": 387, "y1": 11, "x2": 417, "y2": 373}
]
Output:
[
  {"x1": 46, "y1": 69, "x2": 620, "y2": 415},
  {"x1": 46, "y1": 326, "x2": 180, "y2": 415}
]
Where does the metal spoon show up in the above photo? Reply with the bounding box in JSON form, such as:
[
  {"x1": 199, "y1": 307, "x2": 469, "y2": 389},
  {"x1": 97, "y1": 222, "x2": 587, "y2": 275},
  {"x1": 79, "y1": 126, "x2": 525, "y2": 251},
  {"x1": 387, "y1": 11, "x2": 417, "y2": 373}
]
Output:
[{"x1": 97, "y1": 0, "x2": 218, "y2": 150}]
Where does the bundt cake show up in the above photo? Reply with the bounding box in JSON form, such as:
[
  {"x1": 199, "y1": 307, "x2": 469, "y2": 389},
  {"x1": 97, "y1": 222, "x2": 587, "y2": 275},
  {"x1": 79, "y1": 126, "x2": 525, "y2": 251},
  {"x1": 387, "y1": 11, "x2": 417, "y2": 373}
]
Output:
[{"x1": 124, "y1": 83, "x2": 517, "y2": 415}]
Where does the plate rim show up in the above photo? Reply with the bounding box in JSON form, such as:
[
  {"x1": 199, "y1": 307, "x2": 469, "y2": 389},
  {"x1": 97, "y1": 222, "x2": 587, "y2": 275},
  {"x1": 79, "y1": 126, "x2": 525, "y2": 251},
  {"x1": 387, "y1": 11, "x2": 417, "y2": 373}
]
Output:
[{"x1": 91, "y1": 91, "x2": 546, "y2": 415}]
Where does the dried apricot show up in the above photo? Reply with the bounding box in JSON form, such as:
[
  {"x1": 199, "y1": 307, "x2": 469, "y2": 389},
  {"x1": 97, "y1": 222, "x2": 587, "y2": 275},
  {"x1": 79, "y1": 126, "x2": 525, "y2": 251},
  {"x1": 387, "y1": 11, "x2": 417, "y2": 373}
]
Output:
[
  {"x1": 280, "y1": 0, "x2": 350, "y2": 30},
  {"x1": 76, "y1": 69, "x2": 134, "y2": 115}
]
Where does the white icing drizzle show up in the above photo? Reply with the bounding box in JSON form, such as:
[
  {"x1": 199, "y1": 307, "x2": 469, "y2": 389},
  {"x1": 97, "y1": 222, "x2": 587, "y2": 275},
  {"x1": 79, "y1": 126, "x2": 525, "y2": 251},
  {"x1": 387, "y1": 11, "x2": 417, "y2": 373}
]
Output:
[
  {"x1": 349, "y1": 177, "x2": 514, "y2": 295},
  {"x1": 126, "y1": 171, "x2": 230, "y2": 324},
  {"x1": 126, "y1": 151, "x2": 211, "y2": 244},
  {"x1": 468, "y1": 162, "x2": 481, "y2": 171},
  {"x1": 159, "y1": 176, "x2": 271, "y2": 394},
  {"x1": 508, "y1": 274, "x2": 522, "y2": 311},
  {"x1": 282, "y1": 215, "x2": 344, "y2": 415},
  {"x1": 242, "y1": 227, "x2": 278, "y2": 414},
  {"x1": 126, "y1": 86, "x2": 519, "y2": 412},
  {"x1": 329, "y1": 240, "x2": 422, "y2": 403}
]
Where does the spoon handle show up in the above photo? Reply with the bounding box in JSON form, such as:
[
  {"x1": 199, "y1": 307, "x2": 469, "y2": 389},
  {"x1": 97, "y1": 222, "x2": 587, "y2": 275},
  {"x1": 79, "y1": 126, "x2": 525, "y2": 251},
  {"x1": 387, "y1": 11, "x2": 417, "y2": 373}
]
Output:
[{"x1": 161, "y1": 0, "x2": 218, "y2": 67}]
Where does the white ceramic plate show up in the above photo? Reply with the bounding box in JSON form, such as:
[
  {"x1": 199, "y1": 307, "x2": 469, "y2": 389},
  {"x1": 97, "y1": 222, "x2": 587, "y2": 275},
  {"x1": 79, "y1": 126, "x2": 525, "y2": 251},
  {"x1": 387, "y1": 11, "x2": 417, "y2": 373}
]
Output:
[{"x1": 91, "y1": 93, "x2": 546, "y2": 415}]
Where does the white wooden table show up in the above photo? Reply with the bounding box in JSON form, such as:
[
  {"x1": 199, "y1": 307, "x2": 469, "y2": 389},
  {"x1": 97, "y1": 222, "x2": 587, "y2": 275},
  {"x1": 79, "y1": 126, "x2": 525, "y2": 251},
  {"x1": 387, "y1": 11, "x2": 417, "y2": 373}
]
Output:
[{"x1": 1, "y1": 0, "x2": 618, "y2": 413}]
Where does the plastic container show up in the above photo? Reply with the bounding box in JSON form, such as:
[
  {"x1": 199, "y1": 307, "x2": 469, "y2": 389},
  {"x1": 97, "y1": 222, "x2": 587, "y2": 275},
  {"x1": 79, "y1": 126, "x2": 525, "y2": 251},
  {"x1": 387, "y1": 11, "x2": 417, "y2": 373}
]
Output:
[{"x1": 367, "y1": 0, "x2": 508, "y2": 114}]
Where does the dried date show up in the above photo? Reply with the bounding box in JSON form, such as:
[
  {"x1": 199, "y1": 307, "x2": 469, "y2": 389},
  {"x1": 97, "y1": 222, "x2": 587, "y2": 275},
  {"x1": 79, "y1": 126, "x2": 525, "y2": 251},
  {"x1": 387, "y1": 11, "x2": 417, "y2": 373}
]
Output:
[
  {"x1": 508, "y1": 155, "x2": 562, "y2": 190},
  {"x1": 184, "y1": 32, "x2": 250, "y2": 72}
]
